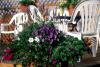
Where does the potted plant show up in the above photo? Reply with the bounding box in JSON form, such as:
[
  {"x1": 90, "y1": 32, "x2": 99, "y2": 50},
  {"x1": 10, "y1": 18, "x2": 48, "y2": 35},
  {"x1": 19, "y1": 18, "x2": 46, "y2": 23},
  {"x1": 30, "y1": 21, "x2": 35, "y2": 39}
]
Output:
[
  {"x1": 60, "y1": 0, "x2": 79, "y2": 16},
  {"x1": 1, "y1": 21, "x2": 85, "y2": 67},
  {"x1": 19, "y1": 0, "x2": 35, "y2": 12},
  {"x1": 68, "y1": 0, "x2": 79, "y2": 16}
]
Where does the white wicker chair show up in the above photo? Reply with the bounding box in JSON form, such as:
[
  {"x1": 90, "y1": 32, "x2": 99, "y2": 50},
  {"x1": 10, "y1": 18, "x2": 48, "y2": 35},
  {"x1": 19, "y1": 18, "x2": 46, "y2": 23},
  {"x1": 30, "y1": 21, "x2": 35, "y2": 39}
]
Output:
[
  {"x1": 70, "y1": 0, "x2": 100, "y2": 57},
  {"x1": 0, "y1": 12, "x2": 28, "y2": 37}
]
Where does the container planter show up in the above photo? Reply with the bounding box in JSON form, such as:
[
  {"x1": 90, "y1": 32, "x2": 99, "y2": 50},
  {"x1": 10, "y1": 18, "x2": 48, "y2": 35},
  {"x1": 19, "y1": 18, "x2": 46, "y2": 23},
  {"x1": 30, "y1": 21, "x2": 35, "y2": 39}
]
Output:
[
  {"x1": 19, "y1": 4, "x2": 28, "y2": 12},
  {"x1": 0, "y1": 62, "x2": 69, "y2": 67},
  {"x1": 60, "y1": 0, "x2": 79, "y2": 16},
  {"x1": 67, "y1": 0, "x2": 79, "y2": 16},
  {"x1": 19, "y1": 0, "x2": 34, "y2": 12},
  {"x1": 0, "y1": 63, "x2": 22, "y2": 67},
  {"x1": 67, "y1": 4, "x2": 75, "y2": 16},
  {"x1": 2, "y1": 22, "x2": 85, "y2": 67}
]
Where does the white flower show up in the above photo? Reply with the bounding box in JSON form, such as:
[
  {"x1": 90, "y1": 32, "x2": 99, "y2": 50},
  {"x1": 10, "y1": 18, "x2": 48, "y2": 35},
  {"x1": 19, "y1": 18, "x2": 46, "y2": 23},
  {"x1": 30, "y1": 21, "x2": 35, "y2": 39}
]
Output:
[
  {"x1": 34, "y1": 37, "x2": 40, "y2": 43},
  {"x1": 17, "y1": 25, "x2": 23, "y2": 32},
  {"x1": 17, "y1": 37, "x2": 20, "y2": 40},
  {"x1": 28, "y1": 37, "x2": 34, "y2": 43},
  {"x1": 14, "y1": 30, "x2": 19, "y2": 35}
]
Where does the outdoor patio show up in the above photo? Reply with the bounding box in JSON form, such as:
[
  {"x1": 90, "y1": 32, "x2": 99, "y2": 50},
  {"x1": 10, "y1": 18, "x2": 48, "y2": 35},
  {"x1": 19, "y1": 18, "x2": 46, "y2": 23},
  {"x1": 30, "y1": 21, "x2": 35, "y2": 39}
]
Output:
[{"x1": 0, "y1": 0, "x2": 100, "y2": 67}]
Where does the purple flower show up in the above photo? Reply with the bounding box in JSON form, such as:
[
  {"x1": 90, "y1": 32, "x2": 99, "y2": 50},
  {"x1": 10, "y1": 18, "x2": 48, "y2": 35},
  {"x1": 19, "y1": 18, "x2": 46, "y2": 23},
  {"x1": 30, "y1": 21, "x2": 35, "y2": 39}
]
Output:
[
  {"x1": 32, "y1": 24, "x2": 59, "y2": 45},
  {"x1": 38, "y1": 35, "x2": 42, "y2": 38},
  {"x1": 52, "y1": 59, "x2": 57, "y2": 64}
]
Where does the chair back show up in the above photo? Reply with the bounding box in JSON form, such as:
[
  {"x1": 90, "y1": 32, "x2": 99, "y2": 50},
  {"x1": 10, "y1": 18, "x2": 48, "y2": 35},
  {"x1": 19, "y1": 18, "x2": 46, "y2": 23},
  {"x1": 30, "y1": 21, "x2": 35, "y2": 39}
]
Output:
[
  {"x1": 71, "y1": 0, "x2": 100, "y2": 35},
  {"x1": 9, "y1": 12, "x2": 28, "y2": 25},
  {"x1": 29, "y1": 5, "x2": 44, "y2": 22}
]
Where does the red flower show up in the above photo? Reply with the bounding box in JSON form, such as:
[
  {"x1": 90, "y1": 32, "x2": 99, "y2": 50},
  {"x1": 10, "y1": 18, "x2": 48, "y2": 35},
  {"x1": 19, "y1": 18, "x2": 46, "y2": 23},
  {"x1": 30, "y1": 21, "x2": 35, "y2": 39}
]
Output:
[
  {"x1": 0, "y1": 59, "x2": 1, "y2": 63},
  {"x1": 4, "y1": 48, "x2": 12, "y2": 53},
  {"x1": 3, "y1": 54, "x2": 13, "y2": 61}
]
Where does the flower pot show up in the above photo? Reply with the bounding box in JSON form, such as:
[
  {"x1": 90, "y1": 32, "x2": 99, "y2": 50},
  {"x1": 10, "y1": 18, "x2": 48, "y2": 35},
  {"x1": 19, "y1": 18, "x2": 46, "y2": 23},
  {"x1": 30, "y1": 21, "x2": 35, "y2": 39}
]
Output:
[
  {"x1": 16, "y1": 64, "x2": 22, "y2": 67},
  {"x1": 29, "y1": 62, "x2": 34, "y2": 67},
  {"x1": 0, "y1": 63, "x2": 13, "y2": 67},
  {"x1": 68, "y1": 4, "x2": 75, "y2": 16},
  {"x1": 61, "y1": 61, "x2": 68, "y2": 67},
  {"x1": 19, "y1": 4, "x2": 28, "y2": 12}
]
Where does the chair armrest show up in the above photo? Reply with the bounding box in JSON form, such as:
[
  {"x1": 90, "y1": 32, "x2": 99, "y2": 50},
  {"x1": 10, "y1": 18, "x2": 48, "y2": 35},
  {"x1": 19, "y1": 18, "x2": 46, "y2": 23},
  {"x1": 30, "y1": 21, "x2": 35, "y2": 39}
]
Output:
[
  {"x1": 1, "y1": 23, "x2": 10, "y2": 25},
  {"x1": 0, "y1": 23, "x2": 15, "y2": 34},
  {"x1": 67, "y1": 32, "x2": 81, "y2": 40},
  {"x1": 1, "y1": 23, "x2": 10, "y2": 27},
  {"x1": 0, "y1": 23, "x2": 10, "y2": 31}
]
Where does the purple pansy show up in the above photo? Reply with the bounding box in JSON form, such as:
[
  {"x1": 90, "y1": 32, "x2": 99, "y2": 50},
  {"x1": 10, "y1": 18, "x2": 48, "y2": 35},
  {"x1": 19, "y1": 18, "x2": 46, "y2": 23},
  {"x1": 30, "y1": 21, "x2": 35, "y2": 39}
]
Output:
[{"x1": 33, "y1": 24, "x2": 59, "y2": 44}]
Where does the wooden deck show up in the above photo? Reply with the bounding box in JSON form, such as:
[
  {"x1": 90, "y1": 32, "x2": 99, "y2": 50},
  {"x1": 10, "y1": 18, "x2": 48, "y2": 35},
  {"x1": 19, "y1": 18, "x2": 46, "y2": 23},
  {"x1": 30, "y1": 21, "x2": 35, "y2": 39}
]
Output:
[{"x1": 74, "y1": 47, "x2": 100, "y2": 67}]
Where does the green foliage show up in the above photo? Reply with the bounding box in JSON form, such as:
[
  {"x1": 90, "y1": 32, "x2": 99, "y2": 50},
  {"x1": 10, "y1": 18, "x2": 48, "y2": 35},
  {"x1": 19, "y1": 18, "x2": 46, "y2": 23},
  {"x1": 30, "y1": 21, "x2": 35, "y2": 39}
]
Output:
[
  {"x1": 67, "y1": 0, "x2": 79, "y2": 5},
  {"x1": 6, "y1": 21, "x2": 85, "y2": 67},
  {"x1": 19, "y1": 0, "x2": 35, "y2": 5},
  {"x1": 60, "y1": 0, "x2": 79, "y2": 9},
  {"x1": 60, "y1": 2, "x2": 68, "y2": 9},
  {"x1": 52, "y1": 35, "x2": 84, "y2": 64},
  {"x1": 9, "y1": 23, "x2": 39, "y2": 65}
]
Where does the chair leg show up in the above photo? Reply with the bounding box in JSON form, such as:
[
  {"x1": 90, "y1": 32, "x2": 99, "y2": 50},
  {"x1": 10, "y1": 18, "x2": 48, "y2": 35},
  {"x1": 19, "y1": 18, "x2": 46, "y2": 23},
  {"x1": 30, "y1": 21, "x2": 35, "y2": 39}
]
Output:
[
  {"x1": 98, "y1": 37, "x2": 100, "y2": 47},
  {"x1": 96, "y1": 38, "x2": 99, "y2": 53},
  {"x1": 92, "y1": 46, "x2": 96, "y2": 57},
  {"x1": 91, "y1": 37, "x2": 97, "y2": 57}
]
